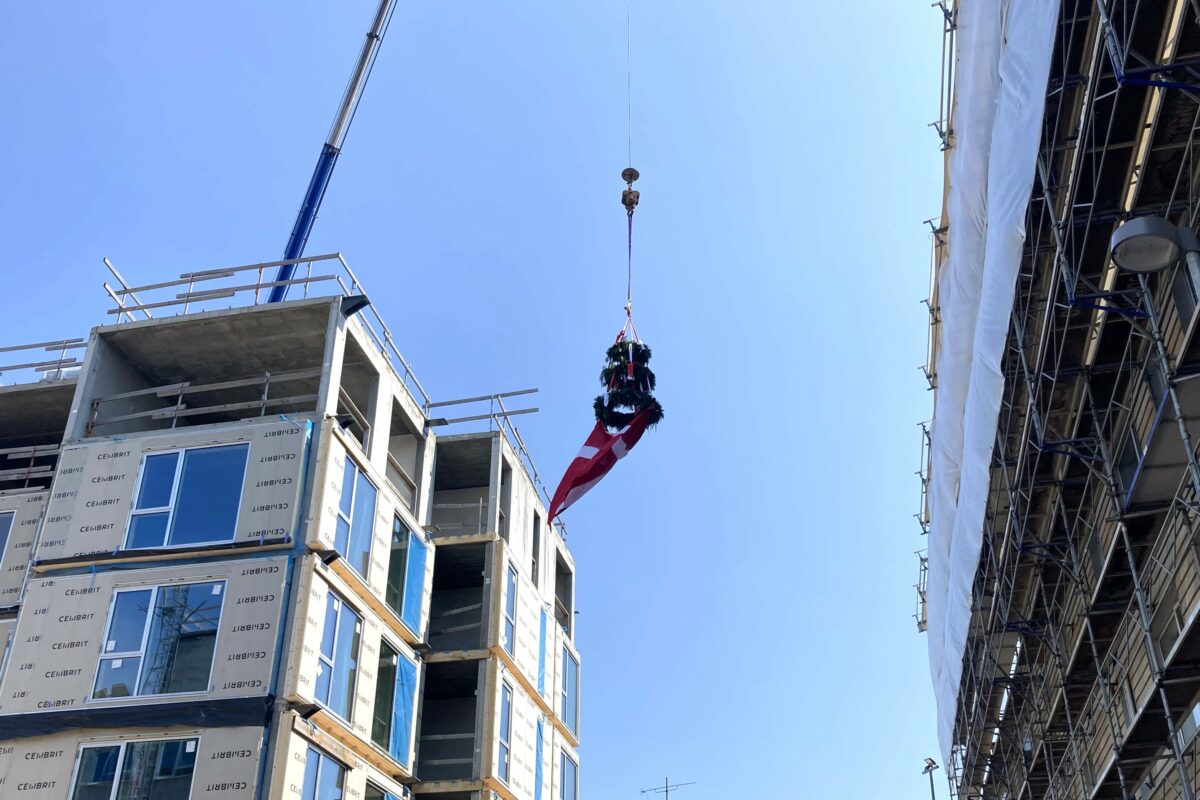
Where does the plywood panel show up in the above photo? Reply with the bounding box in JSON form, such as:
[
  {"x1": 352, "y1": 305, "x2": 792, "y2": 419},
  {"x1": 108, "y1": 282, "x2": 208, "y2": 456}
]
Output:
[
  {"x1": 0, "y1": 556, "x2": 288, "y2": 714},
  {"x1": 37, "y1": 418, "x2": 311, "y2": 561}
]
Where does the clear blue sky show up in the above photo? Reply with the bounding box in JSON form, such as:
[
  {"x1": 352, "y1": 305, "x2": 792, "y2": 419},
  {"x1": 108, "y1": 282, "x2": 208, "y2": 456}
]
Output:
[{"x1": 1, "y1": 2, "x2": 942, "y2": 796}]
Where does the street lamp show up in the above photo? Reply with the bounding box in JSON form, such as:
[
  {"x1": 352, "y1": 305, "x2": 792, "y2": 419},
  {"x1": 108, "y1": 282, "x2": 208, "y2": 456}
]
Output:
[
  {"x1": 922, "y1": 757, "x2": 939, "y2": 800},
  {"x1": 1110, "y1": 215, "x2": 1200, "y2": 274}
]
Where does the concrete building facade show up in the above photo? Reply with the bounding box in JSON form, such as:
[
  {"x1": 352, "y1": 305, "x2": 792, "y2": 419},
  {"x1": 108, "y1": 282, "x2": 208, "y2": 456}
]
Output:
[{"x1": 0, "y1": 257, "x2": 580, "y2": 800}]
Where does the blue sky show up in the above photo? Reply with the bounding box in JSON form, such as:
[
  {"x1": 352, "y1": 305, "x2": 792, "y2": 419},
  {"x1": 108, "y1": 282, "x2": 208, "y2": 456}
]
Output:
[{"x1": 1, "y1": 2, "x2": 942, "y2": 796}]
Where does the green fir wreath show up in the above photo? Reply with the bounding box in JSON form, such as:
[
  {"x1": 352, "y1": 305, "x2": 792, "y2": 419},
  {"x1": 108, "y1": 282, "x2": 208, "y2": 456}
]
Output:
[{"x1": 593, "y1": 340, "x2": 665, "y2": 429}]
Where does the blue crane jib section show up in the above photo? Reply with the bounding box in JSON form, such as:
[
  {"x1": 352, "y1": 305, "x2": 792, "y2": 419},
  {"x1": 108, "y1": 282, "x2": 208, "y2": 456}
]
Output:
[{"x1": 267, "y1": 144, "x2": 340, "y2": 304}]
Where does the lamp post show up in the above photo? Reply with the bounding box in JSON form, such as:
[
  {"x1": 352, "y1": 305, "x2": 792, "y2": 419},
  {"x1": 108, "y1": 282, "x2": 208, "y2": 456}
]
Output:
[{"x1": 922, "y1": 757, "x2": 939, "y2": 800}]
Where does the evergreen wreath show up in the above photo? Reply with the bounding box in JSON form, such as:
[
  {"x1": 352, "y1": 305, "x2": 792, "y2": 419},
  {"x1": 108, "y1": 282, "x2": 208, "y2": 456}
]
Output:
[{"x1": 593, "y1": 339, "x2": 664, "y2": 429}]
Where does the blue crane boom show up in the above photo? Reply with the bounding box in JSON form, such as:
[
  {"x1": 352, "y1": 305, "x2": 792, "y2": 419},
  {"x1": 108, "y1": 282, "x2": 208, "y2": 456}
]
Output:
[{"x1": 267, "y1": 0, "x2": 398, "y2": 303}]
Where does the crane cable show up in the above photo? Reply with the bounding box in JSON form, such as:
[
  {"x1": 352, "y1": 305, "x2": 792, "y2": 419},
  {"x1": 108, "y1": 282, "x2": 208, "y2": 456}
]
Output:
[{"x1": 620, "y1": 0, "x2": 641, "y2": 344}]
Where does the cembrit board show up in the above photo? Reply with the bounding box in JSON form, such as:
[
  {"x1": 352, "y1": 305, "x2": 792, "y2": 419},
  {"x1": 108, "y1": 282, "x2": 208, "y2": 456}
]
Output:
[{"x1": 0, "y1": 489, "x2": 46, "y2": 606}]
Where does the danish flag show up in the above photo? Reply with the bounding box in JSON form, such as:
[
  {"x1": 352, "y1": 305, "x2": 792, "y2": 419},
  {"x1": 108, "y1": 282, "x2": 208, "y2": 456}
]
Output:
[{"x1": 547, "y1": 409, "x2": 653, "y2": 521}]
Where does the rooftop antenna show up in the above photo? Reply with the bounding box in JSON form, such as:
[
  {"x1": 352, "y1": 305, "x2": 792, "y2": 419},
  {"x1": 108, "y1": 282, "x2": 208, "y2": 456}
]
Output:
[
  {"x1": 267, "y1": 0, "x2": 398, "y2": 303},
  {"x1": 641, "y1": 778, "x2": 696, "y2": 800}
]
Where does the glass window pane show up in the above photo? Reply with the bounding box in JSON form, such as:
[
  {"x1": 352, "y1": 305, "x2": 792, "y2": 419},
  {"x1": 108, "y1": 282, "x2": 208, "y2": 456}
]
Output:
[
  {"x1": 116, "y1": 739, "x2": 196, "y2": 799},
  {"x1": 316, "y1": 753, "x2": 345, "y2": 800},
  {"x1": 106, "y1": 590, "x2": 152, "y2": 653},
  {"x1": 301, "y1": 748, "x2": 321, "y2": 800},
  {"x1": 0, "y1": 512, "x2": 13, "y2": 555},
  {"x1": 127, "y1": 512, "x2": 170, "y2": 550},
  {"x1": 561, "y1": 753, "x2": 577, "y2": 800},
  {"x1": 562, "y1": 649, "x2": 579, "y2": 735},
  {"x1": 71, "y1": 745, "x2": 120, "y2": 800},
  {"x1": 339, "y1": 460, "x2": 356, "y2": 518},
  {"x1": 401, "y1": 531, "x2": 427, "y2": 633},
  {"x1": 372, "y1": 643, "x2": 398, "y2": 751},
  {"x1": 365, "y1": 785, "x2": 398, "y2": 800},
  {"x1": 335, "y1": 518, "x2": 351, "y2": 556},
  {"x1": 391, "y1": 654, "x2": 419, "y2": 767},
  {"x1": 139, "y1": 582, "x2": 223, "y2": 695},
  {"x1": 500, "y1": 685, "x2": 512, "y2": 741},
  {"x1": 321, "y1": 594, "x2": 339, "y2": 660},
  {"x1": 384, "y1": 520, "x2": 409, "y2": 615},
  {"x1": 136, "y1": 453, "x2": 179, "y2": 509},
  {"x1": 93, "y1": 656, "x2": 142, "y2": 699},
  {"x1": 328, "y1": 604, "x2": 360, "y2": 720},
  {"x1": 348, "y1": 470, "x2": 377, "y2": 577},
  {"x1": 168, "y1": 445, "x2": 247, "y2": 546},
  {"x1": 315, "y1": 660, "x2": 331, "y2": 706},
  {"x1": 499, "y1": 743, "x2": 510, "y2": 783}
]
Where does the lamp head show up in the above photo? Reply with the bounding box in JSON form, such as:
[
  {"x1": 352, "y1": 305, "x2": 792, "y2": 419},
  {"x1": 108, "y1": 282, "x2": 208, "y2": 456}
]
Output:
[
  {"x1": 1110, "y1": 215, "x2": 1184, "y2": 273},
  {"x1": 923, "y1": 758, "x2": 939, "y2": 774}
]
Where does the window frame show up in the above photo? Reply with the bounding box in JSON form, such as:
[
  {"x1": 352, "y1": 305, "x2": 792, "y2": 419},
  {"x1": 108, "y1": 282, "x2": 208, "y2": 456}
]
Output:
[
  {"x1": 560, "y1": 750, "x2": 579, "y2": 800},
  {"x1": 503, "y1": 564, "x2": 518, "y2": 655},
  {"x1": 90, "y1": 580, "x2": 227, "y2": 702},
  {"x1": 0, "y1": 510, "x2": 14, "y2": 574},
  {"x1": 531, "y1": 514, "x2": 542, "y2": 588},
  {"x1": 498, "y1": 681, "x2": 513, "y2": 784},
  {"x1": 68, "y1": 735, "x2": 201, "y2": 800},
  {"x1": 371, "y1": 634, "x2": 421, "y2": 768},
  {"x1": 335, "y1": 455, "x2": 379, "y2": 580},
  {"x1": 301, "y1": 745, "x2": 347, "y2": 800},
  {"x1": 315, "y1": 590, "x2": 362, "y2": 724},
  {"x1": 125, "y1": 442, "x2": 251, "y2": 551},
  {"x1": 561, "y1": 645, "x2": 580, "y2": 736}
]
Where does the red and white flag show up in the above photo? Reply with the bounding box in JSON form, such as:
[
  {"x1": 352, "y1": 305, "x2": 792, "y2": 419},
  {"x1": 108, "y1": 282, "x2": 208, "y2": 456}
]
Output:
[{"x1": 548, "y1": 409, "x2": 652, "y2": 520}]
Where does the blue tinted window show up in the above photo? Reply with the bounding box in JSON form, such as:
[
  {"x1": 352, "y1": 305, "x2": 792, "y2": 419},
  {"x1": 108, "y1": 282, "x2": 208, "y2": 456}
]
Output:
[
  {"x1": 385, "y1": 519, "x2": 409, "y2": 616},
  {"x1": 169, "y1": 445, "x2": 248, "y2": 546},
  {"x1": 0, "y1": 512, "x2": 13, "y2": 560},
  {"x1": 116, "y1": 739, "x2": 197, "y2": 796},
  {"x1": 71, "y1": 745, "x2": 120, "y2": 799},
  {"x1": 135, "y1": 453, "x2": 178, "y2": 509},
  {"x1": 401, "y1": 531, "x2": 427, "y2": 633},
  {"x1": 336, "y1": 458, "x2": 377, "y2": 578},
  {"x1": 126, "y1": 513, "x2": 169, "y2": 549},
  {"x1": 560, "y1": 751, "x2": 578, "y2": 800},
  {"x1": 391, "y1": 653, "x2": 419, "y2": 767},
  {"x1": 316, "y1": 592, "x2": 361, "y2": 723},
  {"x1": 503, "y1": 566, "x2": 517, "y2": 655},
  {"x1": 498, "y1": 683, "x2": 512, "y2": 783},
  {"x1": 301, "y1": 747, "x2": 345, "y2": 800},
  {"x1": 562, "y1": 647, "x2": 579, "y2": 735},
  {"x1": 107, "y1": 590, "x2": 151, "y2": 652}
]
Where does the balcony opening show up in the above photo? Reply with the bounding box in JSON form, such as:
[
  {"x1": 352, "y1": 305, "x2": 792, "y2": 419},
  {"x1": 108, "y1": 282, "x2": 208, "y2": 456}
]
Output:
[
  {"x1": 432, "y1": 436, "x2": 492, "y2": 538},
  {"x1": 337, "y1": 334, "x2": 379, "y2": 452},
  {"x1": 387, "y1": 398, "x2": 423, "y2": 513},
  {"x1": 555, "y1": 551, "x2": 574, "y2": 637},
  {"x1": 0, "y1": 379, "x2": 75, "y2": 489},
  {"x1": 81, "y1": 303, "x2": 328, "y2": 437},
  {"x1": 428, "y1": 542, "x2": 487, "y2": 651},
  {"x1": 418, "y1": 660, "x2": 481, "y2": 782}
]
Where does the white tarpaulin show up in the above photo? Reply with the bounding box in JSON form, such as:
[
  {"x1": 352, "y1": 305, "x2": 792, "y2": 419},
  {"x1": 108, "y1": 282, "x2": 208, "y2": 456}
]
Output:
[{"x1": 927, "y1": 0, "x2": 1060, "y2": 764}]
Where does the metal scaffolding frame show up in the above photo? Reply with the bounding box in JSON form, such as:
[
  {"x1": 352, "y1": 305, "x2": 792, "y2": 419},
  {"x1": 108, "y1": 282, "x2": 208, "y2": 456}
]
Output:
[{"x1": 924, "y1": 1, "x2": 1200, "y2": 797}]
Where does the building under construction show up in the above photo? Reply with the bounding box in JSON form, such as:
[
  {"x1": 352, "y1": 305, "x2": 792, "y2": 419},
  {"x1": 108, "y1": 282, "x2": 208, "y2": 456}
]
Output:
[
  {"x1": 0, "y1": 256, "x2": 580, "y2": 799},
  {"x1": 921, "y1": 1, "x2": 1200, "y2": 798}
]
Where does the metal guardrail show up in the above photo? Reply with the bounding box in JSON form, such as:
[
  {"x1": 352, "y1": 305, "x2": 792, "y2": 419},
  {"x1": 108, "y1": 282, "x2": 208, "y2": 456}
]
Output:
[
  {"x1": 0, "y1": 339, "x2": 85, "y2": 385},
  {"x1": 103, "y1": 253, "x2": 431, "y2": 407}
]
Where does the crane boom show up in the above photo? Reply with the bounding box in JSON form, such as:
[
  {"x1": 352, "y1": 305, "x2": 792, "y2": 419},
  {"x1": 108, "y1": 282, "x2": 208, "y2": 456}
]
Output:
[{"x1": 267, "y1": 0, "x2": 397, "y2": 303}]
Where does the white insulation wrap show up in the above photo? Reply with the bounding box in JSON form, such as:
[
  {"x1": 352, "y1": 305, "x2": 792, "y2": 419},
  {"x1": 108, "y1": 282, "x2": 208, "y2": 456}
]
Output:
[{"x1": 928, "y1": 0, "x2": 1060, "y2": 763}]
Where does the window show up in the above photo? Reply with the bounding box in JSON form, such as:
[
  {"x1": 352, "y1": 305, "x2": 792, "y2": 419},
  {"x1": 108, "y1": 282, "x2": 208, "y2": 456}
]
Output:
[
  {"x1": 0, "y1": 511, "x2": 13, "y2": 569},
  {"x1": 531, "y1": 514, "x2": 541, "y2": 587},
  {"x1": 372, "y1": 639, "x2": 420, "y2": 767},
  {"x1": 385, "y1": 517, "x2": 429, "y2": 634},
  {"x1": 93, "y1": 581, "x2": 224, "y2": 699},
  {"x1": 70, "y1": 737, "x2": 198, "y2": 800},
  {"x1": 301, "y1": 746, "x2": 345, "y2": 800},
  {"x1": 561, "y1": 646, "x2": 579, "y2": 735},
  {"x1": 503, "y1": 565, "x2": 517, "y2": 655},
  {"x1": 365, "y1": 785, "x2": 400, "y2": 800},
  {"x1": 560, "y1": 751, "x2": 578, "y2": 800},
  {"x1": 316, "y1": 592, "x2": 361, "y2": 721},
  {"x1": 1152, "y1": 583, "x2": 1184, "y2": 660},
  {"x1": 498, "y1": 683, "x2": 513, "y2": 784},
  {"x1": 336, "y1": 457, "x2": 378, "y2": 578},
  {"x1": 127, "y1": 444, "x2": 249, "y2": 549},
  {"x1": 1180, "y1": 699, "x2": 1200, "y2": 746}
]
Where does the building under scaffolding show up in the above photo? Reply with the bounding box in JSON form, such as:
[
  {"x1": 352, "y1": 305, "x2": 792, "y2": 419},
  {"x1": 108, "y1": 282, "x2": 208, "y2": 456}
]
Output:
[{"x1": 922, "y1": 1, "x2": 1200, "y2": 798}]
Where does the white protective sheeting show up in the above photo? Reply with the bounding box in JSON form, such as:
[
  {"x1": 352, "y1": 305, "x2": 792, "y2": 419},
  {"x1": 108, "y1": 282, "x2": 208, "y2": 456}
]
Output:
[{"x1": 928, "y1": 0, "x2": 1060, "y2": 763}]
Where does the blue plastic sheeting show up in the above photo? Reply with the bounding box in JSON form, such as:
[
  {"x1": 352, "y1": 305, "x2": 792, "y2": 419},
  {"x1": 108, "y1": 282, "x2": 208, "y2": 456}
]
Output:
[
  {"x1": 535, "y1": 718, "x2": 544, "y2": 800},
  {"x1": 538, "y1": 609, "x2": 547, "y2": 696},
  {"x1": 401, "y1": 531, "x2": 428, "y2": 634},
  {"x1": 390, "y1": 653, "x2": 419, "y2": 768}
]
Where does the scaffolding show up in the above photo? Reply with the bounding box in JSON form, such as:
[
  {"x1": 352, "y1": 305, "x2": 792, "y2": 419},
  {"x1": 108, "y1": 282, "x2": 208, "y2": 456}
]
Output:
[{"x1": 923, "y1": 1, "x2": 1200, "y2": 798}]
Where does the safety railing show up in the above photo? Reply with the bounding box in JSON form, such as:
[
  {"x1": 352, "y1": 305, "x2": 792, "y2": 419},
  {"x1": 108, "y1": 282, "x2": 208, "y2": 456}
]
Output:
[
  {"x1": 103, "y1": 253, "x2": 430, "y2": 407},
  {"x1": 0, "y1": 338, "x2": 85, "y2": 385}
]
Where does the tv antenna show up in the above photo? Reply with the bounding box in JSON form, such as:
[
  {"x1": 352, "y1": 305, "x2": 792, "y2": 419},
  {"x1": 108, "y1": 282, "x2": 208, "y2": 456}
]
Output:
[{"x1": 641, "y1": 778, "x2": 696, "y2": 799}]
